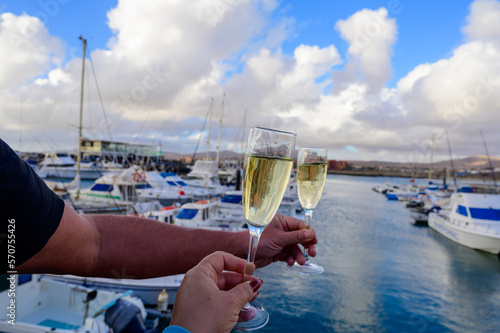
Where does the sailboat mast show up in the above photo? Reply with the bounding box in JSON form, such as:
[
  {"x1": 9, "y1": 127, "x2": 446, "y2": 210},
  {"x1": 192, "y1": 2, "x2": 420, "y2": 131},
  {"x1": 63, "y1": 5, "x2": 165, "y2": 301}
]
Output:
[
  {"x1": 428, "y1": 133, "x2": 435, "y2": 184},
  {"x1": 445, "y1": 131, "x2": 458, "y2": 190},
  {"x1": 206, "y1": 98, "x2": 213, "y2": 160},
  {"x1": 76, "y1": 36, "x2": 86, "y2": 180},
  {"x1": 216, "y1": 92, "x2": 225, "y2": 163},
  {"x1": 480, "y1": 130, "x2": 498, "y2": 192}
]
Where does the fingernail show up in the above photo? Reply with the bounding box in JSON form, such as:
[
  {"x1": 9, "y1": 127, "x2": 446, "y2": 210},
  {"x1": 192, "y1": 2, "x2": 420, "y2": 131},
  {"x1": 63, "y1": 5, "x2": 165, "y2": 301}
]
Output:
[
  {"x1": 305, "y1": 230, "x2": 314, "y2": 240},
  {"x1": 259, "y1": 278, "x2": 263, "y2": 285},
  {"x1": 245, "y1": 262, "x2": 254, "y2": 275},
  {"x1": 250, "y1": 280, "x2": 260, "y2": 292}
]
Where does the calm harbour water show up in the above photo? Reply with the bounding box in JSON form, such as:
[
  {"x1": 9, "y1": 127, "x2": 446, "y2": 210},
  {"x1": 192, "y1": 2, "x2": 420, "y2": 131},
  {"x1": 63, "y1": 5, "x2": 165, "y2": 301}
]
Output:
[{"x1": 251, "y1": 175, "x2": 500, "y2": 333}]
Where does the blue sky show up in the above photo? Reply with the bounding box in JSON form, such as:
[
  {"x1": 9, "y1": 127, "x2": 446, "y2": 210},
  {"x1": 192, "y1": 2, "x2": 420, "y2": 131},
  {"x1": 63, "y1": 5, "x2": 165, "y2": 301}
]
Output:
[
  {"x1": 0, "y1": 0, "x2": 499, "y2": 162},
  {"x1": 1, "y1": 0, "x2": 471, "y2": 85}
]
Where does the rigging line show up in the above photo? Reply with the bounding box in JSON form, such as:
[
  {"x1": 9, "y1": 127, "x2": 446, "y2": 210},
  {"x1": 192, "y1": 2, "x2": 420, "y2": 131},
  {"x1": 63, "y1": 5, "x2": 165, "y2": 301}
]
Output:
[
  {"x1": 39, "y1": 75, "x2": 65, "y2": 142},
  {"x1": 87, "y1": 49, "x2": 113, "y2": 141},
  {"x1": 133, "y1": 112, "x2": 151, "y2": 145},
  {"x1": 480, "y1": 130, "x2": 498, "y2": 191},
  {"x1": 192, "y1": 101, "x2": 212, "y2": 163},
  {"x1": 445, "y1": 130, "x2": 458, "y2": 190}
]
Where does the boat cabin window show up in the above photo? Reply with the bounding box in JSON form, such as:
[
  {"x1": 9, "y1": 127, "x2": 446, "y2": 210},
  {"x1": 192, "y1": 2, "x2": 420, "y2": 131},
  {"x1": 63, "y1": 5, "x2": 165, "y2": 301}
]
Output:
[
  {"x1": 119, "y1": 185, "x2": 137, "y2": 202},
  {"x1": 221, "y1": 195, "x2": 242, "y2": 204},
  {"x1": 177, "y1": 209, "x2": 198, "y2": 220},
  {"x1": 91, "y1": 184, "x2": 113, "y2": 192},
  {"x1": 456, "y1": 205, "x2": 468, "y2": 217},
  {"x1": 167, "y1": 181, "x2": 178, "y2": 186},
  {"x1": 135, "y1": 184, "x2": 152, "y2": 189},
  {"x1": 469, "y1": 208, "x2": 500, "y2": 221}
]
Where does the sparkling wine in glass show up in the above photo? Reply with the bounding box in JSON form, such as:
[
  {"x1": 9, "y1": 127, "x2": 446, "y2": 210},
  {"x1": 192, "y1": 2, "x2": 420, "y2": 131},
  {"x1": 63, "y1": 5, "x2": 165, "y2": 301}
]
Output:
[
  {"x1": 288, "y1": 147, "x2": 327, "y2": 275},
  {"x1": 234, "y1": 126, "x2": 296, "y2": 331}
]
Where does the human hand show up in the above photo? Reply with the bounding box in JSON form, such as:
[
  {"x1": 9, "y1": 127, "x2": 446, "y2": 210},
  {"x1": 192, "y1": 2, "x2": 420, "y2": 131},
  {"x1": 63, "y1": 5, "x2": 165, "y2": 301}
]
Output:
[
  {"x1": 255, "y1": 214, "x2": 317, "y2": 268},
  {"x1": 170, "y1": 251, "x2": 263, "y2": 333}
]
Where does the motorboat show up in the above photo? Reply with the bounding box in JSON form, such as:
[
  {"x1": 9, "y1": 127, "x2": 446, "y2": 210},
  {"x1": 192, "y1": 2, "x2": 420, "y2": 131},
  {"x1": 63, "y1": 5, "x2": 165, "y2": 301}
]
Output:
[
  {"x1": 44, "y1": 274, "x2": 183, "y2": 307},
  {"x1": 73, "y1": 166, "x2": 190, "y2": 207},
  {"x1": 37, "y1": 152, "x2": 102, "y2": 180},
  {"x1": 409, "y1": 196, "x2": 450, "y2": 226},
  {"x1": 137, "y1": 171, "x2": 195, "y2": 206},
  {"x1": 0, "y1": 274, "x2": 157, "y2": 332},
  {"x1": 174, "y1": 200, "x2": 246, "y2": 231},
  {"x1": 428, "y1": 192, "x2": 500, "y2": 255},
  {"x1": 180, "y1": 160, "x2": 228, "y2": 195},
  {"x1": 159, "y1": 172, "x2": 212, "y2": 199}
]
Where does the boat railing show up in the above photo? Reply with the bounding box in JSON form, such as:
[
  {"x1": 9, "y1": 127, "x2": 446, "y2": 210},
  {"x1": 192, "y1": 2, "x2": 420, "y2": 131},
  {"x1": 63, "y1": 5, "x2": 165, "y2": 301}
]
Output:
[{"x1": 449, "y1": 217, "x2": 500, "y2": 235}]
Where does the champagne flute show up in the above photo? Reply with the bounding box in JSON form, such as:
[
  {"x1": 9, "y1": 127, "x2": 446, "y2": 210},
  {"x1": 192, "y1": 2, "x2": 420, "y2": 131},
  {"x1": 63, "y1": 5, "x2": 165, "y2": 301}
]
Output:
[
  {"x1": 234, "y1": 126, "x2": 296, "y2": 331},
  {"x1": 288, "y1": 147, "x2": 327, "y2": 275}
]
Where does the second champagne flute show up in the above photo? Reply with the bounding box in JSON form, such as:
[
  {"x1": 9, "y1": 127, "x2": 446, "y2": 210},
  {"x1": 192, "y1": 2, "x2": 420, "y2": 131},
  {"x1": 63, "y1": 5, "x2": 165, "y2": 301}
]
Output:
[
  {"x1": 288, "y1": 147, "x2": 328, "y2": 275},
  {"x1": 234, "y1": 126, "x2": 296, "y2": 331}
]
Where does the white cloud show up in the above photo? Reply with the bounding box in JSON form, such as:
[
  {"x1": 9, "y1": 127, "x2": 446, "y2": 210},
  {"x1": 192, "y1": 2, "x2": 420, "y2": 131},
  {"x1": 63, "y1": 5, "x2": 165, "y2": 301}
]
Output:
[
  {"x1": 334, "y1": 8, "x2": 397, "y2": 92},
  {"x1": 463, "y1": 0, "x2": 500, "y2": 44},
  {"x1": 0, "y1": 13, "x2": 63, "y2": 89}
]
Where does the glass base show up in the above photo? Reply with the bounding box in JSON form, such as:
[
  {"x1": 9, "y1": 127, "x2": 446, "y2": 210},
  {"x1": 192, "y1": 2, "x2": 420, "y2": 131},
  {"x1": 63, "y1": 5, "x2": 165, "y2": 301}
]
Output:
[
  {"x1": 288, "y1": 261, "x2": 324, "y2": 275},
  {"x1": 233, "y1": 300, "x2": 269, "y2": 331}
]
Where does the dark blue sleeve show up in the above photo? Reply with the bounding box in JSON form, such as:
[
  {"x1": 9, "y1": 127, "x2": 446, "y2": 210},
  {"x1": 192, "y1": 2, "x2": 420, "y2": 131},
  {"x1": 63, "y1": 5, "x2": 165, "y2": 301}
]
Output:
[{"x1": 0, "y1": 138, "x2": 64, "y2": 274}]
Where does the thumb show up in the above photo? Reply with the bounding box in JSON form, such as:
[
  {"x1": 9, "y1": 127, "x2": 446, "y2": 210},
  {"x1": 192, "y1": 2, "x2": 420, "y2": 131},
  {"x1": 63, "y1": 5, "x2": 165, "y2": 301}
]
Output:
[{"x1": 227, "y1": 280, "x2": 260, "y2": 309}]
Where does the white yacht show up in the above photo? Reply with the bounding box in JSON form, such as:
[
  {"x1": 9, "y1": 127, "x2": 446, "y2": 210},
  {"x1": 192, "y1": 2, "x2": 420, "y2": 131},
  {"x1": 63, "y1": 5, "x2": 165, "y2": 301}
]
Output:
[
  {"x1": 428, "y1": 192, "x2": 500, "y2": 255},
  {"x1": 37, "y1": 152, "x2": 102, "y2": 180},
  {"x1": 0, "y1": 274, "x2": 153, "y2": 332},
  {"x1": 174, "y1": 200, "x2": 246, "y2": 231},
  {"x1": 44, "y1": 274, "x2": 183, "y2": 307},
  {"x1": 181, "y1": 160, "x2": 228, "y2": 195},
  {"x1": 73, "y1": 166, "x2": 191, "y2": 207}
]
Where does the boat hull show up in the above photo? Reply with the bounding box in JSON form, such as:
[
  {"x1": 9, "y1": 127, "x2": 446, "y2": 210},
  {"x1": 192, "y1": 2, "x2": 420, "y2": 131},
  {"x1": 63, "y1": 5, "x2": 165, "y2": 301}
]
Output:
[
  {"x1": 410, "y1": 209, "x2": 428, "y2": 226},
  {"x1": 428, "y1": 213, "x2": 500, "y2": 255},
  {"x1": 41, "y1": 167, "x2": 102, "y2": 180}
]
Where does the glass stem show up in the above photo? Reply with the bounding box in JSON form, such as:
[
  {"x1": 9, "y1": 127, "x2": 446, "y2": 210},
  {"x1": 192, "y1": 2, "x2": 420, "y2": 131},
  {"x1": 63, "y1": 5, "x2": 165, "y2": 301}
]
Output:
[
  {"x1": 246, "y1": 224, "x2": 264, "y2": 274},
  {"x1": 303, "y1": 209, "x2": 313, "y2": 265}
]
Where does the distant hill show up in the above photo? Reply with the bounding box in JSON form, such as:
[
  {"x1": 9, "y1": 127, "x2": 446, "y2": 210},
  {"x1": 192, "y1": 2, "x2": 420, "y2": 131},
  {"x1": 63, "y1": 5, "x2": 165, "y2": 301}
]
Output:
[
  {"x1": 347, "y1": 155, "x2": 500, "y2": 170},
  {"x1": 163, "y1": 150, "x2": 243, "y2": 162},
  {"x1": 163, "y1": 151, "x2": 500, "y2": 170}
]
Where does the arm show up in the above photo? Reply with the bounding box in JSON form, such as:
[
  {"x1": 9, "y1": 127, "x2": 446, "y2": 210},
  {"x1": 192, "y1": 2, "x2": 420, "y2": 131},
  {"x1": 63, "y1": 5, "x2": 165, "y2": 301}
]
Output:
[
  {"x1": 17, "y1": 203, "x2": 249, "y2": 278},
  {"x1": 17, "y1": 204, "x2": 317, "y2": 278}
]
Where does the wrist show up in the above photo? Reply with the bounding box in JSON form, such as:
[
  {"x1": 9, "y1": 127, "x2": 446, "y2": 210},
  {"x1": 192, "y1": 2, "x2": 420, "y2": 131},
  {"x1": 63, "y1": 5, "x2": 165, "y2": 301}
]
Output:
[{"x1": 232, "y1": 230, "x2": 250, "y2": 259}]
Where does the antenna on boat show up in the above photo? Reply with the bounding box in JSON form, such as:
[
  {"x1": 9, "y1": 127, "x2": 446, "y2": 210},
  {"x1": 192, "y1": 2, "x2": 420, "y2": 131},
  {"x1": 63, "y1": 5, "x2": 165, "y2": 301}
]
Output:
[
  {"x1": 445, "y1": 130, "x2": 458, "y2": 191},
  {"x1": 480, "y1": 130, "x2": 498, "y2": 193}
]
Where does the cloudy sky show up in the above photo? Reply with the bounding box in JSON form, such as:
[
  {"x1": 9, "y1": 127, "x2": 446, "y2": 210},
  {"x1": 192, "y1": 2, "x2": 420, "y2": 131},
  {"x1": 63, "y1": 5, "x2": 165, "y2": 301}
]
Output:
[{"x1": 1, "y1": 0, "x2": 499, "y2": 163}]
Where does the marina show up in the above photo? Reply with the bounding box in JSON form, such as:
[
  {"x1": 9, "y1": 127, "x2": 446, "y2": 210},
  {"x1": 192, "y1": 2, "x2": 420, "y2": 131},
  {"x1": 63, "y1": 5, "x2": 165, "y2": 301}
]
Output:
[
  {"x1": 2, "y1": 0, "x2": 500, "y2": 331},
  {"x1": 3, "y1": 173, "x2": 499, "y2": 332}
]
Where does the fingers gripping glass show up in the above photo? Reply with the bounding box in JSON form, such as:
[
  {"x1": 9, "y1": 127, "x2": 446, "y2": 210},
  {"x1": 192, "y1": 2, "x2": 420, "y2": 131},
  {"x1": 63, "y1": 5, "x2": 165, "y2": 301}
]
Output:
[
  {"x1": 288, "y1": 147, "x2": 327, "y2": 275},
  {"x1": 234, "y1": 127, "x2": 296, "y2": 331}
]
